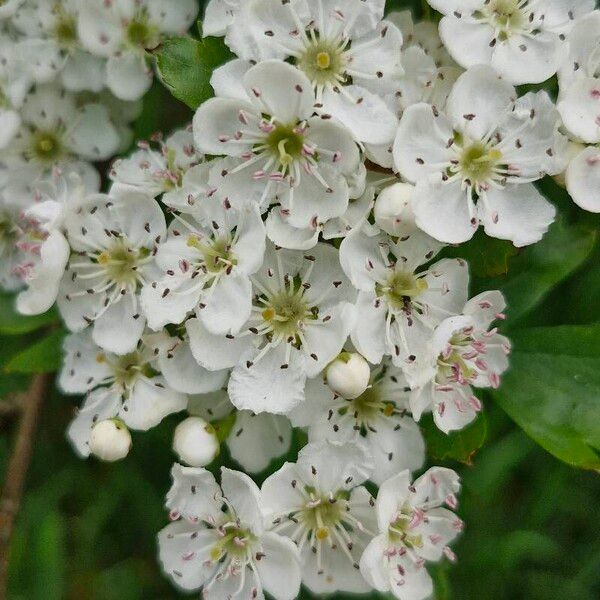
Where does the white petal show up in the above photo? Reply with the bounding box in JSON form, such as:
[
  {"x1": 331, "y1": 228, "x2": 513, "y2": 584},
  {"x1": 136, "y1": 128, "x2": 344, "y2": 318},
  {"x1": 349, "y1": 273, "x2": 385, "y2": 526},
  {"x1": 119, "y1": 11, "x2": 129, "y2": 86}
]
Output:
[
  {"x1": 421, "y1": 258, "x2": 470, "y2": 320},
  {"x1": 558, "y1": 77, "x2": 600, "y2": 143},
  {"x1": 413, "y1": 179, "x2": 476, "y2": 244},
  {"x1": 480, "y1": 184, "x2": 556, "y2": 246},
  {"x1": 77, "y1": 3, "x2": 124, "y2": 56},
  {"x1": 438, "y1": 17, "x2": 494, "y2": 70},
  {"x1": 92, "y1": 296, "x2": 146, "y2": 355},
  {"x1": 106, "y1": 53, "x2": 153, "y2": 101},
  {"x1": 0, "y1": 110, "x2": 20, "y2": 149},
  {"x1": 256, "y1": 533, "x2": 302, "y2": 600},
  {"x1": 266, "y1": 210, "x2": 320, "y2": 250},
  {"x1": 186, "y1": 317, "x2": 249, "y2": 370},
  {"x1": 68, "y1": 103, "x2": 120, "y2": 161},
  {"x1": 359, "y1": 534, "x2": 392, "y2": 592},
  {"x1": 227, "y1": 344, "x2": 307, "y2": 414},
  {"x1": 147, "y1": 0, "x2": 198, "y2": 33},
  {"x1": 393, "y1": 103, "x2": 454, "y2": 182},
  {"x1": 61, "y1": 50, "x2": 106, "y2": 93},
  {"x1": 201, "y1": 274, "x2": 252, "y2": 335},
  {"x1": 210, "y1": 58, "x2": 252, "y2": 100},
  {"x1": 375, "y1": 470, "x2": 411, "y2": 530},
  {"x1": 351, "y1": 291, "x2": 388, "y2": 364},
  {"x1": 221, "y1": 467, "x2": 264, "y2": 533},
  {"x1": 446, "y1": 65, "x2": 515, "y2": 139},
  {"x1": 228, "y1": 412, "x2": 292, "y2": 473},
  {"x1": 243, "y1": 60, "x2": 314, "y2": 122},
  {"x1": 566, "y1": 147, "x2": 600, "y2": 213}
]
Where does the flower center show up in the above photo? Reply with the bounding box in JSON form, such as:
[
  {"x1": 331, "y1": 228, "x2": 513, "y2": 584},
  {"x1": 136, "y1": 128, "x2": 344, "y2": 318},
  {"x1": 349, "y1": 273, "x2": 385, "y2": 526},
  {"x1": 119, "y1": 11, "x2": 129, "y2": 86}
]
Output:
[
  {"x1": 97, "y1": 350, "x2": 151, "y2": 388},
  {"x1": 378, "y1": 270, "x2": 428, "y2": 311},
  {"x1": 298, "y1": 491, "x2": 347, "y2": 541},
  {"x1": 388, "y1": 506, "x2": 424, "y2": 549},
  {"x1": 436, "y1": 332, "x2": 478, "y2": 384},
  {"x1": 261, "y1": 288, "x2": 311, "y2": 339},
  {"x1": 458, "y1": 142, "x2": 503, "y2": 185},
  {"x1": 187, "y1": 234, "x2": 236, "y2": 274},
  {"x1": 54, "y1": 14, "x2": 77, "y2": 47},
  {"x1": 96, "y1": 240, "x2": 147, "y2": 287},
  {"x1": 297, "y1": 37, "x2": 347, "y2": 87},
  {"x1": 32, "y1": 131, "x2": 63, "y2": 162},
  {"x1": 264, "y1": 124, "x2": 306, "y2": 168},
  {"x1": 126, "y1": 16, "x2": 158, "y2": 48},
  {"x1": 475, "y1": 0, "x2": 526, "y2": 37},
  {"x1": 210, "y1": 524, "x2": 256, "y2": 561}
]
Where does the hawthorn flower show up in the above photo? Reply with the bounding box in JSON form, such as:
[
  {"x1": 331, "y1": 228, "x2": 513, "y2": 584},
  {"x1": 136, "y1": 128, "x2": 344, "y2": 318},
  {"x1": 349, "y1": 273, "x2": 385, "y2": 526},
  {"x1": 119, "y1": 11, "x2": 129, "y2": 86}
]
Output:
[
  {"x1": 557, "y1": 11, "x2": 600, "y2": 213},
  {"x1": 186, "y1": 242, "x2": 356, "y2": 414},
  {"x1": 189, "y1": 390, "x2": 293, "y2": 474},
  {"x1": 193, "y1": 60, "x2": 360, "y2": 227},
  {"x1": 77, "y1": 0, "x2": 199, "y2": 100},
  {"x1": 261, "y1": 441, "x2": 376, "y2": 595},
  {"x1": 109, "y1": 127, "x2": 202, "y2": 198},
  {"x1": 360, "y1": 467, "x2": 462, "y2": 600},
  {"x1": 340, "y1": 226, "x2": 468, "y2": 369},
  {"x1": 60, "y1": 330, "x2": 187, "y2": 457},
  {"x1": 427, "y1": 0, "x2": 595, "y2": 85},
  {"x1": 57, "y1": 190, "x2": 166, "y2": 355},
  {"x1": 236, "y1": 0, "x2": 401, "y2": 145},
  {"x1": 394, "y1": 66, "x2": 567, "y2": 246},
  {"x1": 141, "y1": 198, "x2": 266, "y2": 334},
  {"x1": 13, "y1": 0, "x2": 108, "y2": 93},
  {"x1": 6, "y1": 84, "x2": 121, "y2": 188},
  {"x1": 410, "y1": 291, "x2": 511, "y2": 433},
  {"x1": 289, "y1": 361, "x2": 425, "y2": 485},
  {"x1": 158, "y1": 464, "x2": 302, "y2": 599}
]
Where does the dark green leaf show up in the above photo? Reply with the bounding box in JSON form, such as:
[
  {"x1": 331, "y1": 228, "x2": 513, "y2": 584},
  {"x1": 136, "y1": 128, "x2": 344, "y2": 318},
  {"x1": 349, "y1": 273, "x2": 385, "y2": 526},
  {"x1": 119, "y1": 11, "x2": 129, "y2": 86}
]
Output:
[
  {"x1": 0, "y1": 293, "x2": 58, "y2": 335},
  {"x1": 491, "y1": 325, "x2": 600, "y2": 470},
  {"x1": 155, "y1": 35, "x2": 234, "y2": 109},
  {"x1": 421, "y1": 412, "x2": 488, "y2": 465},
  {"x1": 485, "y1": 219, "x2": 596, "y2": 326},
  {"x1": 5, "y1": 328, "x2": 66, "y2": 374}
]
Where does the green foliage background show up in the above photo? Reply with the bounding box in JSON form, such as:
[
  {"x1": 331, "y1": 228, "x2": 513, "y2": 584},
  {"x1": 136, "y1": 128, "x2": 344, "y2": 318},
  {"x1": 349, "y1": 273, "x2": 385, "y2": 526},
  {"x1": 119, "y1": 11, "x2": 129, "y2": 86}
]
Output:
[{"x1": 1, "y1": 1, "x2": 599, "y2": 598}]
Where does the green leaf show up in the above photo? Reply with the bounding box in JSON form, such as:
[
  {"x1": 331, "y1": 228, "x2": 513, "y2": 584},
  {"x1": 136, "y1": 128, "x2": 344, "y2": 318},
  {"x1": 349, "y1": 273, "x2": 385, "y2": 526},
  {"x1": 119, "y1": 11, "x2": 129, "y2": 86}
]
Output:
[
  {"x1": 485, "y1": 218, "x2": 596, "y2": 325},
  {"x1": 5, "y1": 328, "x2": 66, "y2": 374},
  {"x1": 420, "y1": 412, "x2": 488, "y2": 465},
  {"x1": 442, "y1": 231, "x2": 518, "y2": 278},
  {"x1": 155, "y1": 35, "x2": 234, "y2": 109},
  {"x1": 0, "y1": 294, "x2": 58, "y2": 335},
  {"x1": 491, "y1": 325, "x2": 600, "y2": 470}
]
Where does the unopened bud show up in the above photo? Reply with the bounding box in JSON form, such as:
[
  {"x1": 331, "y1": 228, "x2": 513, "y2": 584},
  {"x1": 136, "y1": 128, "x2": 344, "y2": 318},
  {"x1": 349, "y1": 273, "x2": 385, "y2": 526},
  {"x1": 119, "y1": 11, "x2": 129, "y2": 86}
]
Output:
[
  {"x1": 326, "y1": 353, "x2": 371, "y2": 399},
  {"x1": 173, "y1": 417, "x2": 219, "y2": 467},
  {"x1": 374, "y1": 182, "x2": 417, "y2": 237},
  {"x1": 89, "y1": 419, "x2": 131, "y2": 462}
]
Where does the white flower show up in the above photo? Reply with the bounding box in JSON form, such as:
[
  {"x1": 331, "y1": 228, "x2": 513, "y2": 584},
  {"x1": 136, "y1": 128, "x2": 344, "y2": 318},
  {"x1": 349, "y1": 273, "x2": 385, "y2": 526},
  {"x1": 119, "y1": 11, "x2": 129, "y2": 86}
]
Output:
[
  {"x1": 340, "y1": 226, "x2": 468, "y2": 369},
  {"x1": 140, "y1": 198, "x2": 266, "y2": 335},
  {"x1": 173, "y1": 416, "x2": 220, "y2": 467},
  {"x1": 557, "y1": 11, "x2": 600, "y2": 213},
  {"x1": 158, "y1": 464, "x2": 302, "y2": 600},
  {"x1": 77, "y1": 0, "x2": 199, "y2": 100},
  {"x1": 187, "y1": 242, "x2": 356, "y2": 414},
  {"x1": 193, "y1": 60, "x2": 360, "y2": 231},
  {"x1": 13, "y1": 0, "x2": 108, "y2": 93},
  {"x1": 188, "y1": 391, "x2": 294, "y2": 474},
  {"x1": 203, "y1": 0, "x2": 240, "y2": 37},
  {"x1": 394, "y1": 66, "x2": 567, "y2": 246},
  {"x1": 261, "y1": 441, "x2": 376, "y2": 595},
  {"x1": 6, "y1": 84, "x2": 120, "y2": 187},
  {"x1": 57, "y1": 190, "x2": 166, "y2": 354},
  {"x1": 289, "y1": 363, "x2": 425, "y2": 485},
  {"x1": 60, "y1": 331, "x2": 187, "y2": 457},
  {"x1": 410, "y1": 291, "x2": 511, "y2": 433},
  {"x1": 234, "y1": 0, "x2": 401, "y2": 145},
  {"x1": 325, "y1": 351, "x2": 371, "y2": 399},
  {"x1": 373, "y1": 182, "x2": 423, "y2": 239},
  {"x1": 109, "y1": 127, "x2": 202, "y2": 198},
  {"x1": 360, "y1": 467, "x2": 462, "y2": 600},
  {"x1": 428, "y1": 0, "x2": 595, "y2": 85},
  {"x1": 88, "y1": 418, "x2": 132, "y2": 461}
]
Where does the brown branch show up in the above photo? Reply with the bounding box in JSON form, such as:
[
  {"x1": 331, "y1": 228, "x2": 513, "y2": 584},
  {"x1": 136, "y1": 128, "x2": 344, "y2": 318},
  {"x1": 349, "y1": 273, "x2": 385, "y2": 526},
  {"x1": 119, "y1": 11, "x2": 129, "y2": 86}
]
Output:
[{"x1": 0, "y1": 374, "x2": 49, "y2": 597}]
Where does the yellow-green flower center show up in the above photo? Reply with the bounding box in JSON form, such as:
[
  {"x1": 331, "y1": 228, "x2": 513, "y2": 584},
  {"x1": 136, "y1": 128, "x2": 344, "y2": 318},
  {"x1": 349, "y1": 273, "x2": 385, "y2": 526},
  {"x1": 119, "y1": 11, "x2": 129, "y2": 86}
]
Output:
[
  {"x1": 32, "y1": 131, "x2": 63, "y2": 162},
  {"x1": 96, "y1": 240, "x2": 147, "y2": 287},
  {"x1": 458, "y1": 142, "x2": 503, "y2": 185},
  {"x1": 297, "y1": 38, "x2": 346, "y2": 87},
  {"x1": 377, "y1": 270, "x2": 428, "y2": 311},
  {"x1": 261, "y1": 290, "x2": 311, "y2": 339},
  {"x1": 264, "y1": 124, "x2": 306, "y2": 168}
]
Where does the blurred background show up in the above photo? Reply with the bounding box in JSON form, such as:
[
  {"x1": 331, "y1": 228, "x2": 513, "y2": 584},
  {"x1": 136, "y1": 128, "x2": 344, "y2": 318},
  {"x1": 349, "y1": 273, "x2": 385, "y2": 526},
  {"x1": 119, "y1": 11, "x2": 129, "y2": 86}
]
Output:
[{"x1": 2, "y1": 1, "x2": 600, "y2": 598}]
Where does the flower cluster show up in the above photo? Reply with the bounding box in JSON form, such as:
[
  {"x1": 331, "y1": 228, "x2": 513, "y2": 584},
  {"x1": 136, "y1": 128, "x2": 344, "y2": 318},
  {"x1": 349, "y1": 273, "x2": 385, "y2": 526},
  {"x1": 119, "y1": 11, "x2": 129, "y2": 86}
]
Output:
[{"x1": 2, "y1": 0, "x2": 597, "y2": 598}]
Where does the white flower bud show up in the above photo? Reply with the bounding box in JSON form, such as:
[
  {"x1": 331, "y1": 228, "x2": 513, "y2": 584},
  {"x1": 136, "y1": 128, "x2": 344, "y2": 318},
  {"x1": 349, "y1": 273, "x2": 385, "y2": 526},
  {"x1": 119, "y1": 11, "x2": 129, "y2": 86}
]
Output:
[
  {"x1": 89, "y1": 419, "x2": 132, "y2": 462},
  {"x1": 173, "y1": 417, "x2": 220, "y2": 467},
  {"x1": 326, "y1": 353, "x2": 371, "y2": 399},
  {"x1": 374, "y1": 182, "x2": 417, "y2": 237}
]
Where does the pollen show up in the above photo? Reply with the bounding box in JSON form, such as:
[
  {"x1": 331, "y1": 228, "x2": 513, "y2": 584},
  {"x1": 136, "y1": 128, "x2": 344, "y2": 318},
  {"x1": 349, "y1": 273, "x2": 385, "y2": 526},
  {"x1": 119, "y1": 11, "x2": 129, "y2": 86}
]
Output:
[
  {"x1": 262, "y1": 307, "x2": 276, "y2": 321},
  {"x1": 315, "y1": 526, "x2": 329, "y2": 540}
]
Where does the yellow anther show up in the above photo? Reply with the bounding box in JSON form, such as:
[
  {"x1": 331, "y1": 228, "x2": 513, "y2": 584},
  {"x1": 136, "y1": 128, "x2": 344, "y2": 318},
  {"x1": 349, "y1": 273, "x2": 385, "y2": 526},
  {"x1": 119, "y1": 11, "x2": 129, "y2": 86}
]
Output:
[
  {"x1": 96, "y1": 353, "x2": 106, "y2": 363},
  {"x1": 315, "y1": 527, "x2": 329, "y2": 540},
  {"x1": 488, "y1": 148, "x2": 503, "y2": 161},
  {"x1": 316, "y1": 51, "x2": 331, "y2": 70},
  {"x1": 38, "y1": 138, "x2": 54, "y2": 152},
  {"x1": 97, "y1": 251, "x2": 110, "y2": 264},
  {"x1": 262, "y1": 307, "x2": 276, "y2": 321}
]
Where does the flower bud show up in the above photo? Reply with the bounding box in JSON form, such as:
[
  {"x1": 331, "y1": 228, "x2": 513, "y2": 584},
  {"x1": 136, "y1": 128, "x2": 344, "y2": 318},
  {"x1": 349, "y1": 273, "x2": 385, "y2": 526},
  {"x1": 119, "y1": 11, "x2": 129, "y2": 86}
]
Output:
[
  {"x1": 374, "y1": 182, "x2": 417, "y2": 237},
  {"x1": 173, "y1": 417, "x2": 219, "y2": 467},
  {"x1": 326, "y1": 353, "x2": 371, "y2": 399},
  {"x1": 89, "y1": 419, "x2": 132, "y2": 462}
]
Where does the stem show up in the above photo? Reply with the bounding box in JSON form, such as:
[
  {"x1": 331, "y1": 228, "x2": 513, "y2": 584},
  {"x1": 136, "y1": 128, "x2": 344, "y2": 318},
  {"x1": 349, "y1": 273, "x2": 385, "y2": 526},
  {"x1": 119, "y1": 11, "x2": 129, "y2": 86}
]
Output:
[{"x1": 0, "y1": 374, "x2": 49, "y2": 596}]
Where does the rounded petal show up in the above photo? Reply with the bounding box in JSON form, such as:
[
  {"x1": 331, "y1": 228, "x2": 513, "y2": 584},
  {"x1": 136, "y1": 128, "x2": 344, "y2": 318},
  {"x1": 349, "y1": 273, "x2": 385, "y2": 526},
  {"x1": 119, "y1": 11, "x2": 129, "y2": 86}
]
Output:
[
  {"x1": 351, "y1": 291, "x2": 388, "y2": 364},
  {"x1": 566, "y1": 147, "x2": 600, "y2": 213},
  {"x1": 221, "y1": 467, "x2": 264, "y2": 533},
  {"x1": 106, "y1": 53, "x2": 153, "y2": 101},
  {"x1": 438, "y1": 16, "x2": 494, "y2": 70},
  {"x1": 92, "y1": 296, "x2": 146, "y2": 355},
  {"x1": 558, "y1": 77, "x2": 600, "y2": 144},
  {"x1": 68, "y1": 103, "x2": 120, "y2": 161},
  {"x1": 255, "y1": 532, "x2": 301, "y2": 600}
]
